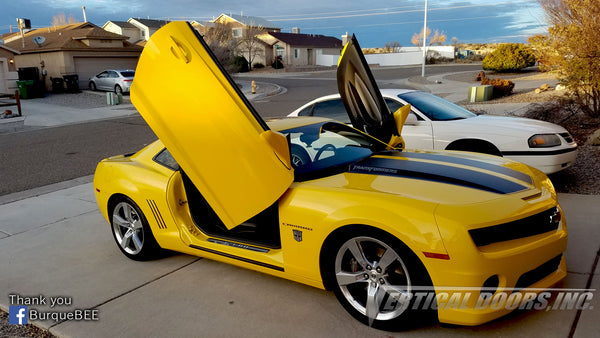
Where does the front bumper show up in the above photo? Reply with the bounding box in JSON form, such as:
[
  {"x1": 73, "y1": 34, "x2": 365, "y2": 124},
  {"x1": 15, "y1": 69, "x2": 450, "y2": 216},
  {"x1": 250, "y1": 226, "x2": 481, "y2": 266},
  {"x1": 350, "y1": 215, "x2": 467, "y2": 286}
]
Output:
[
  {"x1": 504, "y1": 146, "x2": 578, "y2": 174},
  {"x1": 426, "y1": 207, "x2": 568, "y2": 325}
]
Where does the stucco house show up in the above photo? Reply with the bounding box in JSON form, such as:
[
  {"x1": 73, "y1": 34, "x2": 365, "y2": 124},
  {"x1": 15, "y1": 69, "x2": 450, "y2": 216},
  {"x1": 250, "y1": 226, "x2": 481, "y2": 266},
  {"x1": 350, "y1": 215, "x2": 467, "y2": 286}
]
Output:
[
  {"x1": 0, "y1": 44, "x2": 19, "y2": 93},
  {"x1": 3, "y1": 22, "x2": 142, "y2": 90},
  {"x1": 103, "y1": 18, "x2": 170, "y2": 45},
  {"x1": 257, "y1": 31, "x2": 343, "y2": 67}
]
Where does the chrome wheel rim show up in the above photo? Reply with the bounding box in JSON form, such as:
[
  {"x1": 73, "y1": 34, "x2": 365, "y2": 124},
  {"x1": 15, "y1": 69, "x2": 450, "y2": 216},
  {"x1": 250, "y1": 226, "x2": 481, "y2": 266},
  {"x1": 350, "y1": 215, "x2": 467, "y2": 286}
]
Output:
[
  {"x1": 112, "y1": 202, "x2": 144, "y2": 255},
  {"x1": 115, "y1": 85, "x2": 122, "y2": 95},
  {"x1": 335, "y1": 236, "x2": 411, "y2": 324}
]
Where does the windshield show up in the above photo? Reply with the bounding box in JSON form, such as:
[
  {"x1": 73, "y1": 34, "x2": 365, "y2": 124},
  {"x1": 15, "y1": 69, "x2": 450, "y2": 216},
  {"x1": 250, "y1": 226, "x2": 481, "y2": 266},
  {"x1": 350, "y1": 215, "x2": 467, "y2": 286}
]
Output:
[
  {"x1": 398, "y1": 91, "x2": 476, "y2": 121},
  {"x1": 281, "y1": 121, "x2": 388, "y2": 181}
]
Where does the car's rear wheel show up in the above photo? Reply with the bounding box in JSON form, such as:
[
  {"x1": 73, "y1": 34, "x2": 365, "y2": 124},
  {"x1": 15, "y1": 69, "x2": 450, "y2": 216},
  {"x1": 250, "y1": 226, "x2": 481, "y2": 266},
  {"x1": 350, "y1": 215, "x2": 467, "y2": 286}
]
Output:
[
  {"x1": 324, "y1": 228, "x2": 435, "y2": 330},
  {"x1": 89, "y1": 82, "x2": 96, "y2": 91},
  {"x1": 115, "y1": 85, "x2": 123, "y2": 95},
  {"x1": 111, "y1": 197, "x2": 162, "y2": 261}
]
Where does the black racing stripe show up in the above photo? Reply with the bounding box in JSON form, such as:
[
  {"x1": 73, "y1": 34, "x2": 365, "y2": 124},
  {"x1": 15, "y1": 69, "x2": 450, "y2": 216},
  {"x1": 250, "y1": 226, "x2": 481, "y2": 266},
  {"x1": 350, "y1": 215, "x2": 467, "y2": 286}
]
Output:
[
  {"x1": 502, "y1": 147, "x2": 578, "y2": 156},
  {"x1": 189, "y1": 244, "x2": 284, "y2": 272},
  {"x1": 399, "y1": 152, "x2": 533, "y2": 185},
  {"x1": 349, "y1": 157, "x2": 528, "y2": 194}
]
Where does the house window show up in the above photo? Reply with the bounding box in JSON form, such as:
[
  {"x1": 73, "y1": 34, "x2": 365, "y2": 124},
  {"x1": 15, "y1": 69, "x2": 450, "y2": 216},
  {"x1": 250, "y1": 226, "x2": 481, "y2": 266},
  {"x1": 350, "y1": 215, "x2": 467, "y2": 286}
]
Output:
[
  {"x1": 232, "y1": 28, "x2": 242, "y2": 38},
  {"x1": 294, "y1": 49, "x2": 299, "y2": 59}
]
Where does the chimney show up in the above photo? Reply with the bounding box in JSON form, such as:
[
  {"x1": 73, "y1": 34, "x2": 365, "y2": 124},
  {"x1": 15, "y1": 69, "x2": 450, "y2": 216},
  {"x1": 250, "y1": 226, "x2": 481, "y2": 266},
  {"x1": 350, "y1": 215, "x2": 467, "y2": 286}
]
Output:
[
  {"x1": 82, "y1": 6, "x2": 87, "y2": 22},
  {"x1": 342, "y1": 32, "x2": 349, "y2": 45},
  {"x1": 292, "y1": 27, "x2": 300, "y2": 34}
]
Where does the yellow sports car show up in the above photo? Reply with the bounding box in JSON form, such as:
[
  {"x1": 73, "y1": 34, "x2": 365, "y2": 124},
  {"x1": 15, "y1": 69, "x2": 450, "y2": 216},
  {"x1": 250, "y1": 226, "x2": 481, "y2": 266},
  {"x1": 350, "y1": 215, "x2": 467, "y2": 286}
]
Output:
[{"x1": 93, "y1": 22, "x2": 567, "y2": 330}]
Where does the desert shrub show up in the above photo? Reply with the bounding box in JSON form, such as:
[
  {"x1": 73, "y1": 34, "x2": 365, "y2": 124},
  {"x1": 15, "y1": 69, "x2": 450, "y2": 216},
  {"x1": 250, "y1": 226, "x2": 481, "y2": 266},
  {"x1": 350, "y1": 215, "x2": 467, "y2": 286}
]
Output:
[
  {"x1": 231, "y1": 56, "x2": 249, "y2": 73},
  {"x1": 253, "y1": 63, "x2": 265, "y2": 69},
  {"x1": 482, "y1": 43, "x2": 536, "y2": 72},
  {"x1": 481, "y1": 77, "x2": 515, "y2": 97}
]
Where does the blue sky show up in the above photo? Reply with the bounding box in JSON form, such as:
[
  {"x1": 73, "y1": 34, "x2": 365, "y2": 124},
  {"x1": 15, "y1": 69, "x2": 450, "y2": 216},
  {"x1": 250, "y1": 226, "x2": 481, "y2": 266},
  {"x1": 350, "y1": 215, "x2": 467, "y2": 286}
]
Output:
[{"x1": 0, "y1": 0, "x2": 549, "y2": 47}]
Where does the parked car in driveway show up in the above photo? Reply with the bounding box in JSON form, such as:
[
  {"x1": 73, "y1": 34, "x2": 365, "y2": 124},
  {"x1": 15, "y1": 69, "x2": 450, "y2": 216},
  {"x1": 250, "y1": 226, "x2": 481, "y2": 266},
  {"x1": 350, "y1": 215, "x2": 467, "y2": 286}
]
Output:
[
  {"x1": 89, "y1": 69, "x2": 135, "y2": 94},
  {"x1": 289, "y1": 89, "x2": 578, "y2": 174},
  {"x1": 94, "y1": 24, "x2": 568, "y2": 330}
]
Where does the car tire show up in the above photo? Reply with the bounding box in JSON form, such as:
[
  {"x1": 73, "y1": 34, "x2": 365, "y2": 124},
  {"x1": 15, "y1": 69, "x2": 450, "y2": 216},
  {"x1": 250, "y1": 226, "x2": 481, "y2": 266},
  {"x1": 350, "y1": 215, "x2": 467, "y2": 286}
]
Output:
[
  {"x1": 89, "y1": 82, "x2": 96, "y2": 91},
  {"x1": 110, "y1": 196, "x2": 163, "y2": 261},
  {"x1": 323, "y1": 227, "x2": 436, "y2": 330},
  {"x1": 115, "y1": 85, "x2": 123, "y2": 95}
]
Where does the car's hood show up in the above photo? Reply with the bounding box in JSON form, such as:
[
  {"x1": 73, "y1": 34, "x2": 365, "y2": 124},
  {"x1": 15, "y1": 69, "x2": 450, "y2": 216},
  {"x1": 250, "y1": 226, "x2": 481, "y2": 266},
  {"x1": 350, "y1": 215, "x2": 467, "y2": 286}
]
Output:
[
  {"x1": 452, "y1": 115, "x2": 568, "y2": 135},
  {"x1": 303, "y1": 149, "x2": 545, "y2": 205}
]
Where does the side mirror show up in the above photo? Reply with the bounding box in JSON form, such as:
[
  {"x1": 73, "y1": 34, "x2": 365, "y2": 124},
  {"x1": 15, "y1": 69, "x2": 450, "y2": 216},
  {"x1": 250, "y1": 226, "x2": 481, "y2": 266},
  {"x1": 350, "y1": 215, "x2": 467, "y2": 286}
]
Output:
[{"x1": 404, "y1": 113, "x2": 418, "y2": 126}]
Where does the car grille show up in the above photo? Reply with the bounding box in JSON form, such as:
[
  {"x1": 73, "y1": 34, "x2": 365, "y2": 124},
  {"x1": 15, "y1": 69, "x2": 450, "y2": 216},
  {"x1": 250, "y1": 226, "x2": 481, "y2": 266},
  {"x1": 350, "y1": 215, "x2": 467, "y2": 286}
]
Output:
[
  {"x1": 515, "y1": 254, "x2": 562, "y2": 290},
  {"x1": 559, "y1": 132, "x2": 574, "y2": 144},
  {"x1": 469, "y1": 207, "x2": 560, "y2": 247}
]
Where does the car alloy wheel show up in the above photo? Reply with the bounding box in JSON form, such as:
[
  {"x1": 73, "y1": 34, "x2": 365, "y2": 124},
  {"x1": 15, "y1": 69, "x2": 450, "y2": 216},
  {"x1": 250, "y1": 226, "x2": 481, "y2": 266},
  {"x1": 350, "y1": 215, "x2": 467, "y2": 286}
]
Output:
[
  {"x1": 111, "y1": 197, "x2": 162, "y2": 260},
  {"x1": 326, "y1": 228, "x2": 435, "y2": 330},
  {"x1": 115, "y1": 85, "x2": 123, "y2": 95},
  {"x1": 89, "y1": 82, "x2": 96, "y2": 91}
]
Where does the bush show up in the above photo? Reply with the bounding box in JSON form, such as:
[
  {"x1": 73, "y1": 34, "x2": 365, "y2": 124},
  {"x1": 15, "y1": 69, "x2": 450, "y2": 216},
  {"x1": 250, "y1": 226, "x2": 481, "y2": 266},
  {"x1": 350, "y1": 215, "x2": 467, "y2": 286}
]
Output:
[
  {"x1": 253, "y1": 63, "x2": 265, "y2": 69},
  {"x1": 231, "y1": 56, "x2": 249, "y2": 73},
  {"x1": 482, "y1": 43, "x2": 536, "y2": 72},
  {"x1": 481, "y1": 77, "x2": 515, "y2": 97},
  {"x1": 271, "y1": 56, "x2": 284, "y2": 69}
]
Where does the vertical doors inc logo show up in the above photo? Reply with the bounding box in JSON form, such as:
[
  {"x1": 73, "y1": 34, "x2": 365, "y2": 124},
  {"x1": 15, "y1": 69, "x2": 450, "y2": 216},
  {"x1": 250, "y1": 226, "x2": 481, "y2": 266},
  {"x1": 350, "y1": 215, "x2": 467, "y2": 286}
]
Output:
[{"x1": 9, "y1": 306, "x2": 28, "y2": 325}]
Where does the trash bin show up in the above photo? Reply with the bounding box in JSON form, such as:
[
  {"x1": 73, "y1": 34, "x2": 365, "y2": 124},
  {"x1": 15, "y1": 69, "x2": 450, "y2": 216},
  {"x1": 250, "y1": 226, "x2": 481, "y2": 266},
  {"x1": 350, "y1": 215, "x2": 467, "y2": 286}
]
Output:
[
  {"x1": 16, "y1": 80, "x2": 35, "y2": 99},
  {"x1": 51, "y1": 78, "x2": 64, "y2": 93},
  {"x1": 62, "y1": 74, "x2": 80, "y2": 93}
]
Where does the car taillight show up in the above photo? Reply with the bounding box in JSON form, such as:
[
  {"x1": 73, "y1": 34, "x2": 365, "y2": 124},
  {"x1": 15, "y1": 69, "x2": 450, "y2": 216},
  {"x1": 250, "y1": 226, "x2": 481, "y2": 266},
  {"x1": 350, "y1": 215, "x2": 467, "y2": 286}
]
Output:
[{"x1": 124, "y1": 79, "x2": 133, "y2": 82}]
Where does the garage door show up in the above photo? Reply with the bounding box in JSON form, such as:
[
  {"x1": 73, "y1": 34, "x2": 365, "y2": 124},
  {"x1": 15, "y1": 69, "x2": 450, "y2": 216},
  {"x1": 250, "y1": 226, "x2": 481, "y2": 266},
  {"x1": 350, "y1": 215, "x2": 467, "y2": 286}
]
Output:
[{"x1": 74, "y1": 57, "x2": 139, "y2": 89}]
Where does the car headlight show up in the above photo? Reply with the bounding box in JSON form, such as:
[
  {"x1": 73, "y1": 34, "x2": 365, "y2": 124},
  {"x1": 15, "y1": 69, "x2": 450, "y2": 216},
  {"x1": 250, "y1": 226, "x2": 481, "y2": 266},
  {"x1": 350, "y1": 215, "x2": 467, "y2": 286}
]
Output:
[{"x1": 528, "y1": 134, "x2": 561, "y2": 148}]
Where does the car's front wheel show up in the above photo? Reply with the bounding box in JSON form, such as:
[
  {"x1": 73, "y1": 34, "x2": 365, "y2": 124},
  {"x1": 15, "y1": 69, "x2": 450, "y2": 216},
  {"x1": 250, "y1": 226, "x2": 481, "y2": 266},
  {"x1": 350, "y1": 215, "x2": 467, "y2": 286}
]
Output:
[
  {"x1": 111, "y1": 197, "x2": 162, "y2": 261},
  {"x1": 89, "y1": 82, "x2": 96, "y2": 91},
  {"x1": 325, "y1": 228, "x2": 435, "y2": 330}
]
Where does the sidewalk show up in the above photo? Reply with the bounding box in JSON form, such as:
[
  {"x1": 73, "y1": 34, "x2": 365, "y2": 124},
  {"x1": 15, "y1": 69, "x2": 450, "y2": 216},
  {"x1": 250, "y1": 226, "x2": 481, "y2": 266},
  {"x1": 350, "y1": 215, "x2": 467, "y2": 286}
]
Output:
[
  {"x1": 0, "y1": 181, "x2": 597, "y2": 337},
  {"x1": 0, "y1": 80, "x2": 283, "y2": 132}
]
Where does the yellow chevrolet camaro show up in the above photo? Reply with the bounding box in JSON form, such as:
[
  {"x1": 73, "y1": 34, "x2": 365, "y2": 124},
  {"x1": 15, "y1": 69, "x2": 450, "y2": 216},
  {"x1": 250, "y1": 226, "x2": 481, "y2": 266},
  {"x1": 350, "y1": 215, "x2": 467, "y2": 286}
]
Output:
[{"x1": 93, "y1": 22, "x2": 568, "y2": 330}]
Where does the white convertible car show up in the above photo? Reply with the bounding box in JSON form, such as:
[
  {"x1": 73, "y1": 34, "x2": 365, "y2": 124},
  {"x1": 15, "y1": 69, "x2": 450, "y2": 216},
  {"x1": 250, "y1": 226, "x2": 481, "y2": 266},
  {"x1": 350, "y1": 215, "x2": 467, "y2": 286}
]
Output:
[{"x1": 289, "y1": 89, "x2": 578, "y2": 174}]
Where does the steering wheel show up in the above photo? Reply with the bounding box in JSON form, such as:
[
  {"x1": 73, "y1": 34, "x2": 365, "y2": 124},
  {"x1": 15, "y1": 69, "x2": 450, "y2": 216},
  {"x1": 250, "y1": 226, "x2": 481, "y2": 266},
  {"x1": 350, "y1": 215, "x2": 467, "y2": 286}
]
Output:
[
  {"x1": 290, "y1": 144, "x2": 312, "y2": 168},
  {"x1": 314, "y1": 144, "x2": 336, "y2": 161}
]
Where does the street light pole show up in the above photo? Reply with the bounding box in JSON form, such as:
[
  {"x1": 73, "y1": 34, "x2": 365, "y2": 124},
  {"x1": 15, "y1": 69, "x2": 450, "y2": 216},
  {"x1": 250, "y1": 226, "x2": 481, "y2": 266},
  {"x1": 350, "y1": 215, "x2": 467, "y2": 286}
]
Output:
[{"x1": 421, "y1": 0, "x2": 428, "y2": 77}]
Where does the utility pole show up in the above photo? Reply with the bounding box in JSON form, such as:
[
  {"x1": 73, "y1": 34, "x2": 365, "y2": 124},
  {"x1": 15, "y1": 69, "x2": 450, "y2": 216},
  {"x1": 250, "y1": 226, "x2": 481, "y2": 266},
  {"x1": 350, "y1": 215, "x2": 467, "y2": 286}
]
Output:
[{"x1": 421, "y1": 0, "x2": 428, "y2": 77}]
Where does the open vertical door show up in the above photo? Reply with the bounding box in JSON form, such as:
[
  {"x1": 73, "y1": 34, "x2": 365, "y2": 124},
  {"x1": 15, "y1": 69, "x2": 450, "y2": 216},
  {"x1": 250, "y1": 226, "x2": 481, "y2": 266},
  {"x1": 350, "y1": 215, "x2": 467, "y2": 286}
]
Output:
[
  {"x1": 337, "y1": 35, "x2": 407, "y2": 147},
  {"x1": 131, "y1": 22, "x2": 293, "y2": 229}
]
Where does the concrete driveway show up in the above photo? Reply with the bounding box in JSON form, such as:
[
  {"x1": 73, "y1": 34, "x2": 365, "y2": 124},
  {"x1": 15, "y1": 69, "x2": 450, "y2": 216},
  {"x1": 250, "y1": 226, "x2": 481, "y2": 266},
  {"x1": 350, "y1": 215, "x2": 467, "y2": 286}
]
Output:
[{"x1": 0, "y1": 178, "x2": 598, "y2": 337}]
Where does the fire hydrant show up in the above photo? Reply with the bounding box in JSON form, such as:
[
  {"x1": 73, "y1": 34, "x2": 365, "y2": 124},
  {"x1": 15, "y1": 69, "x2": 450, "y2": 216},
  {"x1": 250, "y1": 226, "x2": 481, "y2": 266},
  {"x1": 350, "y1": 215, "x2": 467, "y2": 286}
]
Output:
[{"x1": 251, "y1": 80, "x2": 257, "y2": 94}]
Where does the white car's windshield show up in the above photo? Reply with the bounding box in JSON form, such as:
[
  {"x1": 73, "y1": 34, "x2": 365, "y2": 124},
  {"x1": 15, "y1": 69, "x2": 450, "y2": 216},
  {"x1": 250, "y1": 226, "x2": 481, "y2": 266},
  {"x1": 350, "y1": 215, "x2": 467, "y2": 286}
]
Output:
[{"x1": 398, "y1": 91, "x2": 477, "y2": 121}]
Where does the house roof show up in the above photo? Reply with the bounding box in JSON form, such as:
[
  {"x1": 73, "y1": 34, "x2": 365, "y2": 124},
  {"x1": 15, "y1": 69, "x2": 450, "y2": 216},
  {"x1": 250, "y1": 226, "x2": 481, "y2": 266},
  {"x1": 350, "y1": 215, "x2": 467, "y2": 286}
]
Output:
[
  {"x1": 104, "y1": 21, "x2": 137, "y2": 29},
  {"x1": 130, "y1": 18, "x2": 170, "y2": 29},
  {"x1": 267, "y1": 32, "x2": 342, "y2": 48},
  {"x1": 214, "y1": 14, "x2": 279, "y2": 29},
  {"x1": 4, "y1": 22, "x2": 141, "y2": 53}
]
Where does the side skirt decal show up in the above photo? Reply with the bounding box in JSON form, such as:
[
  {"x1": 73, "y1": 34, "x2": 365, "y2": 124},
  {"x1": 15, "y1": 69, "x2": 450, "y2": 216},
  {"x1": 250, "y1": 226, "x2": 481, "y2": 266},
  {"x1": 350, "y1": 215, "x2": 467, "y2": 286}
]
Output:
[{"x1": 189, "y1": 244, "x2": 284, "y2": 272}]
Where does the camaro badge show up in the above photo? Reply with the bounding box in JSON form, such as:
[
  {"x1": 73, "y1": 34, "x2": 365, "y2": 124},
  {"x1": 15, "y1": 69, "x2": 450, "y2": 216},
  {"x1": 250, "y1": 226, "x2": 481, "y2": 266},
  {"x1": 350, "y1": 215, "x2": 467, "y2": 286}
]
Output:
[{"x1": 293, "y1": 229, "x2": 303, "y2": 242}]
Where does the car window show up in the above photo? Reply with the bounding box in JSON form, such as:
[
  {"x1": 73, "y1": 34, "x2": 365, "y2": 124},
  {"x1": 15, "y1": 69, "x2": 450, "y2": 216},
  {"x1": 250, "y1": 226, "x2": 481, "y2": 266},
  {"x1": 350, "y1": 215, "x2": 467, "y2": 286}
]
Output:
[
  {"x1": 281, "y1": 121, "x2": 389, "y2": 181},
  {"x1": 297, "y1": 105, "x2": 313, "y2": 117},
  {"x1": 109, "y1": 71, "x2": 119, "y2": 78},
  {"x1": 153, "y1": 148, "x2": 179, "y2": 170},
  {"x1": 384, "y1": 98, "x2": 404, "y2": 113},
  {"x1": 398, "y1": 91, "x2": 476, "y2": 121},
  {"x1": 97, "y1": 71, "x2": 108, "y2": 78},
  {"x1": 120, "y1": 71, "x2": 135, "y2": 78},
  {"x1": 311, "y1": 99, "x2": 350, "y2": 123}
]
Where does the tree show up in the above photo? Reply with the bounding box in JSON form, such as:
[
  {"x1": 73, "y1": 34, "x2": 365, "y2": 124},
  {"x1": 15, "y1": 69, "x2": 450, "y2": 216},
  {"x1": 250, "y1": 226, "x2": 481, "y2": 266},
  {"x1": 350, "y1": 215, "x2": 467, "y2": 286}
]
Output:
[
  {"x1": 482, "y1": 43, "x2": 536, "y2": 72},
  {"x1": 51, "y1": 13, "x2": 79, "y2": 26},
  {"x1": 235, "y1": 24, "x2": 265, "y2": 71},
  {"x1": 411, "y1": 27, "x2": 446, "y2": 47},
  {"x1": 538, "y1": 0, "x2": 600, "y2": 117},
  {"x1": 203, "y1": 22, "x2": 236, "y2": 72},
  {"x1": 384, "y1": 41, "x2": 401, "y2": 53}
]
